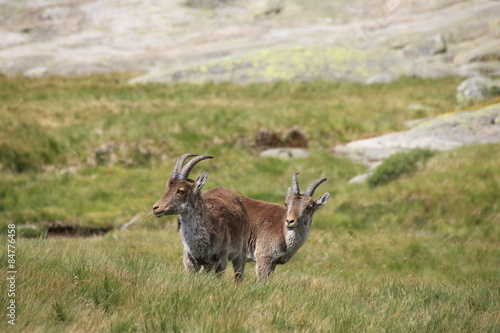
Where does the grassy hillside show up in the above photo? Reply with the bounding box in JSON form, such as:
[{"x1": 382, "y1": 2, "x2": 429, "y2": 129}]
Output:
[
  {"x1": 0, "y1": 74, "x2": 498, "y2": 332},
  {"x1": 0, "y1": 73, "x2": 463, "y2": 227}
]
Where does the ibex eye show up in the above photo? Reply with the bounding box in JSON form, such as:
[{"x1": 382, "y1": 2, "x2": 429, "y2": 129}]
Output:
[
  {"x1": 177, "y1": 189, "x2": 185, "y2": 195},
  {"x1": 306, "y1": 204, "x2": 313, "y2": 211}
]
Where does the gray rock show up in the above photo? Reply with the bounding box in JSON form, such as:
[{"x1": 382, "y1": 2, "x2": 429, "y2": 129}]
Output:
[
  {"x1": 407, "y1": 104, "x2": 434, "y2": 113},
  {"x1": 0, "y1": 31, "x2": 29, "y2": 49},
  {"x1": 184, "y1": 0, "x2": 235, "y2": 9},
  {"x1": 348, "y1": 173, "x2": 371, "y2": 184},
  {"x1": 456, "y1": 76, "x2": 500, "y2": 106},
  {"x1": 366, "y1": 73, "x2": 393, "y2": 84},
  {"x1": 260, "y1": 148, "x2": 310, "y2": 160},
  {"x1": 24, "y1": 66, "x2": 48, "y2": 77},
  {"x1": 334, "y1": 103, "x2": 500, "y2": 167},
  {"x1": 404, "y1": 118, "x2": 426, "y2": 129},
  {"x1": 403, "y1": 34, "x2": 447, "y2": 58}
]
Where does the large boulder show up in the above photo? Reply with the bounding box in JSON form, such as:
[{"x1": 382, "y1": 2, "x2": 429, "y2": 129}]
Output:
[{"x1": 456, "y1": 76, "x2": 500, "y2": 106}]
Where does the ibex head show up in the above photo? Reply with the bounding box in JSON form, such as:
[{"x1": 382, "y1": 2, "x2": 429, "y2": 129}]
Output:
[
  {"x1": 152, "y1": 153, "x2": 213, "y2": 217},
  {"x1": 284, "y1": 173, "x2": 330, "y2": 230}
]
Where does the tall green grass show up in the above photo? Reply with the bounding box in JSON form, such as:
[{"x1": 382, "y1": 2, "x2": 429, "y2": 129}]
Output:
[
  {"x1": 0, "y1": 73, "x2": 460, "y2": 173},
  {"x1": 367, "y1": 149, "x2": 436, "y2": 187},
  {"x1": 0, "y1": 228, "x2": 498, "y2": 332}
]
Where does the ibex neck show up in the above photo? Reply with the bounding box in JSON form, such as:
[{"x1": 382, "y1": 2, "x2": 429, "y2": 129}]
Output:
[
  {"x1": 178, "y1": 197, "x2": 211, "y2": 258},
  {"x1": 283, "y1": 224, "x2": 311, "y2": 263},
  {"x1": 180, "y1": 208, "x2": 206, "y2": 227}
]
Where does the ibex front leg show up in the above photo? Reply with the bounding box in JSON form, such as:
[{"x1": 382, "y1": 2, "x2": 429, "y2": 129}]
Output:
[
  {"x1": 256, "y1": 256, "x2": 276, "y2": 280},
  {"x1": 183, "y1": 251, "x2": 201, "y2": 273}
]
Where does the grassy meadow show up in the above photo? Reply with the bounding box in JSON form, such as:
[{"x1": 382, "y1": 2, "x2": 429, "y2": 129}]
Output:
[{"x1": 0, "y1": 73, "x2": 499, "y2": 332}]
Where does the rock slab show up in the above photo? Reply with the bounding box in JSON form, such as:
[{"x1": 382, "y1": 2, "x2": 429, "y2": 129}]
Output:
[
  {"x1": 334, "y1": 103, "x2": 500, "y2": 169},
  {"x1": 260, "y1": 148, "x2": 310, "y2": 160},
  {"x1": 0, "y1": 0, "x2": 499, "y2": 82}
]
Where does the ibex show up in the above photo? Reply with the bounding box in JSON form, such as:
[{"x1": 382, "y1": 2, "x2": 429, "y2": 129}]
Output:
[
  {"x1": 152, "y1": 153, "x2": 250, "y2": 282},
  {"x1": 241, "y1": 173, "x2": 330, "y2": 279}
]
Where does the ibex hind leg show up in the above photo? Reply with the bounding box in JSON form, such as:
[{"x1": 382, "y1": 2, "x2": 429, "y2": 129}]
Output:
[
  {"x1": 214, "y1": 255, "x2": 228, "y2": 278},
  {"x1": 183, "y1": 251, "x2": 201, "y2": 273},
  {"x1": 201, "y1": 263, "x2": 215, "y2": 273},
  {"x1": 232, "y1": 248, "x2": 247, "y2": 282}
]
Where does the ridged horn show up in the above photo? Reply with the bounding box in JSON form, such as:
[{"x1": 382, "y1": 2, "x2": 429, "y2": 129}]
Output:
[
  {"x1": 179, "y1": 155, "x2": 214, "y2": 179},
  {"x1": 304, "y1": 178, "x2": 327, "y2": 197},
  {"x1": 290, "y1": 173, "x2": 300, "y2": 194},
  {"x1": 172, "y1": 153, "x2": 197, "y2": 179}
]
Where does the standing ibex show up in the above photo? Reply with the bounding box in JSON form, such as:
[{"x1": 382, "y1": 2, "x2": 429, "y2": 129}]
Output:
[
  {"x1": 241, "y1": 173, "x2": 330, "y2": 279},
  {"x1": 152, "y1": 153, "x2": 250, "y2": 282}
]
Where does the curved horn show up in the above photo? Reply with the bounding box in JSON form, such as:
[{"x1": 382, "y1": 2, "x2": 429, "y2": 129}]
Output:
[
  {"x1": 304, "y1": 177, "x2": 327, "y2": 197},
  {"x1": 172, "y1": 153, "x2": 197, "y2": 179},
  {"x1": 179, "y1": 155, "x2": 214, "y2": 179},
  {"x1": 290, "y1": 173, "x2": 300, "y2": 194}
]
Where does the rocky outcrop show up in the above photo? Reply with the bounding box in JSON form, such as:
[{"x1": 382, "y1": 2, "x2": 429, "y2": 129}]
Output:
[
  {"x1": 0, "y1": 0, "x2": 499, "y2": 82},
  {"x1": 334, "y1": 103, "x2": 500, "y2": 169}
]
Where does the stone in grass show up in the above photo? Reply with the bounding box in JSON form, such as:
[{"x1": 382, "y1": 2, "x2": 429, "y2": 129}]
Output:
[
  {"x1": 456, "y1": 76, "x2": 500, "y2": 106},
  {"x1": 348, "y1": 172, "x2": 371, "y2": 184},
  {"x1": 366, "y1": 73, "x2": 393, "y2": 84},
  {"x1": 24, "y1": 66, "x2": 48, "y2": 77},
  {"x1": 260, "y1": 148, "x2": 310, "y2": 160}
]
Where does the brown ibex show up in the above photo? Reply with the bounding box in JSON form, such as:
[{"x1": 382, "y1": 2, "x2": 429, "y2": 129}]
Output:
[
  {"x1": 152, "y1": 153, "x2": 250, "y2": 282},
  {"x1": 241, "y1": 173, "x2": 330, "y2": 279}
]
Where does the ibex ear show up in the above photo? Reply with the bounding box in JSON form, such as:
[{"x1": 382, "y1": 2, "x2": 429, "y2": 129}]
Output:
[
  {"x1": 195, "y1": 171, "x2": 208, "y2": 193},
  {"x1": 315, "y1": 193, "x2": 330, "y2": 211}
]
